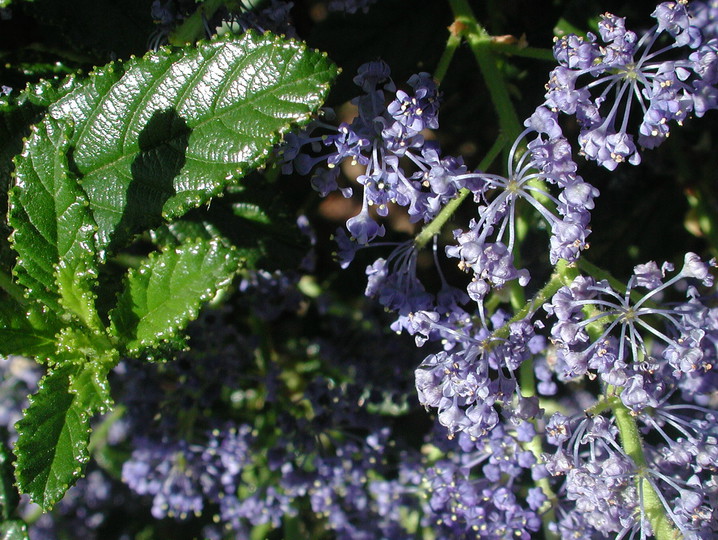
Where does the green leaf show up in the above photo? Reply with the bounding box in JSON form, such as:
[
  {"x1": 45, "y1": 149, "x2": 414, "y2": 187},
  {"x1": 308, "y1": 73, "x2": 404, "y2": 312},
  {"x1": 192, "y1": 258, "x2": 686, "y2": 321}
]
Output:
[
  {"x1": 47, "y1": 31, "x2": 337, "y2": 256},
  {"x1": 151, "y1": 176, "x2": 309, "y2": 271},
  {"x1": 68, "y1": 359, "x2": 113, "y2": 415},
  {"x1": 0, "y1": 429, "x2": 19, "y2": 521},
  {"x1": 0, "y1": 295, "x2": 57, "y2": 358},
  {"x1": 0, "y1": 83, "x2": 74, "y2": 275},
  {"x1": 0, "y1": 327, "x2": 54, "y2": 358},
  {"x1": 0, "y1": 521, "x2": 28, "y2": 540},
  {"x1": 150, "y1": 219, "x2": 222, "y2": 249},
  {"x1": 110, "y1": 238, "x2": 242, "y2": 355},
  {"x1": 13, "y1": 363, "x2": 109, "y2": 510},
  {"x1": 8, "y1": 116, "x2": 100, "y2": 327}
]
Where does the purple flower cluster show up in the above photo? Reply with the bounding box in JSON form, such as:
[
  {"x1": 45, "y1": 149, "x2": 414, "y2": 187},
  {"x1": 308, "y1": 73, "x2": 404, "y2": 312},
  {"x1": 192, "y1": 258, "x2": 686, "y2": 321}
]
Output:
[
  {"x1": 28, "y1": 1, "x2": 718, "y2": 537},
  {"x1": 447, "y1": 106, "x2": 600, "y2": 306},
  {"x1": 284, "y1": 62, "x2": 603, "y2": 348},
  {"x1": 544, "y1": 253, "x2": 717, "y2": 411},
  {"x1": 466, "y1": 249, "x2": 714, "y2": 518},
  {"x1": 276, "y1": 2, "x2": 718, "y2": 537},
  {"x1": 543, "y1": 414, "x2": 645, "y2": 537},
  {"x1": 111, "y1": 306, "x2": 260, "y2": 525},
  {"x1": 107, "y1": 293, "x2": 433, "y2": 537},
  {"x1": 546, "y1": 1, "x2": 718, "y2": 169},
  {"x1": 543, "y1": 405, "x2": 718, "y2": 538},
  {"x1": 692, "y1": 1, "x2": 718, "y2": 40},
  {"x1": 531, "y1": 253, "x2": 718, "y2": 538},
  {"x1": 122, "y1": 425, "x2": 256, "y2": 521},
  {"x1": 281, "y1": 60, "x2": 473, "y2": 267},
  {"x1": 414, "y1": 310, "x2": 544, "y2": 439},
  {"x1": 420, "y1": 424, "x2": 543, "y2": 538}
]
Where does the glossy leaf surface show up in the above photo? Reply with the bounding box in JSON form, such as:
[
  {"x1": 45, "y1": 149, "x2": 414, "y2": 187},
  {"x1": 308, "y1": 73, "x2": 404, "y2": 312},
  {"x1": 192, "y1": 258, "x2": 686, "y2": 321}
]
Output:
[
  {"x1": 48, "y1": 31, "x2": 336, "y2": 255},
  {"x1": 14, "y1": 365, "x2": 98, "y2": 510},
  {"x1": 110, "y1": 238, "x2": 241, "y2": 354},
  {"x1": 8, "y1": 117, "x2": 99, "y2": 327}
]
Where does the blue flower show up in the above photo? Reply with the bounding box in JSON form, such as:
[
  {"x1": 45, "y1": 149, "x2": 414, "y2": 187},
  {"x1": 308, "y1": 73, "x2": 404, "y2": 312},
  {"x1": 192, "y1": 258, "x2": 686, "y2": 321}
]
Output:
[
  {"x1": 545, "y1": 5, "x2": 708, "y2": 169},
  {"x1": 544, "y1": 253, "x2": 717, "y2": 410},
  {"x1": 446, "y1": 112, "x2": 598, "y2": 305}
]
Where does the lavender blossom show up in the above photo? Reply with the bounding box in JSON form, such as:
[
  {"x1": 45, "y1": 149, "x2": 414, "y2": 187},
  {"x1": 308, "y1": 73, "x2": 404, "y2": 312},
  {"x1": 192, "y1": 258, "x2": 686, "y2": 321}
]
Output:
[
  {"x1": 280, "y1": 60, "x2": 474, "y2": 268},
  {"x1": 544, "y1": 253, "x2": 717, "y2": 411},
  {"x1": 545, "y1": 3, "x2": 712, "y2": 169},
  {"x1": 447, "y1": 109, "x2": 598, "y2": 308}
]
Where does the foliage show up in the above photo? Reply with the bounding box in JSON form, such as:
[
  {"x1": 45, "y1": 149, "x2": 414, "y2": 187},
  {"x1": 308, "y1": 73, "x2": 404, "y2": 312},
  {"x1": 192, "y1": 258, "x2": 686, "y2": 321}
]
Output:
[
  {"x1": 0, "y1": 23, "x2": 336, "y2": 514},
  {"x1": 1, "y1": 1, "x2": 717, "y2": 539}
]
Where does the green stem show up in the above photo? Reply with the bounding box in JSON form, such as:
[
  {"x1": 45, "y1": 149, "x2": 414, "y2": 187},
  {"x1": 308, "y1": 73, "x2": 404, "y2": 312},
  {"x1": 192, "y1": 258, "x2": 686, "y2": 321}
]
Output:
[
  {"x1": 469, "y1": 40, "x2": 522, "y2": 141},
  {"x1": 250, "y1": 523, "x2": 273, "y2": 540},
  {"x1": 414, "y1": 135, "x2": 506, "y2": 249},
  {"x1": 433, "y1": 27, "x2": 462, "y2": 85},
  {"x1": 419, "y1": 1, "x2": 546, "y2": 256},
  {"x1": 416, "y1": 11, "x2": 512, "y2": 249},
  {"x1": 491, "y1": 259, "x2": 579, "y2": 341},
  {"x1": 414, "y1": 187, "x2": 470, "y2": 248},
  {"x1": 507, "y1": 261, "x2": 580, "y2": 540},
  {"x1": 21, "y1": 504, "x2": 43, "y2": 526},
  {"x1": 447, "y1": 0, "x2": 522, "y2": 142},
  {"x1": 585, "y1": 393, "x2": 614, "y2": 416},
  {"x1": 612, "y1": 400, "x2": 682, "y2": 540},
  {"x1": 446, "y1": 0, "x2": 544, "y2": 315},
  {"x1": 579, "y1": 309, "x2": 681, "y2": 539}
]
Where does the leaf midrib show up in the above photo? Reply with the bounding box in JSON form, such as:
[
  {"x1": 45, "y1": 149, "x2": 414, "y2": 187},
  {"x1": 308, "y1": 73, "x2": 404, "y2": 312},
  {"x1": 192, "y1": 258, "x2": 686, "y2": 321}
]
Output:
[{"x1": 66, "y1": 39, "x2": 329, "y2": 183}]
